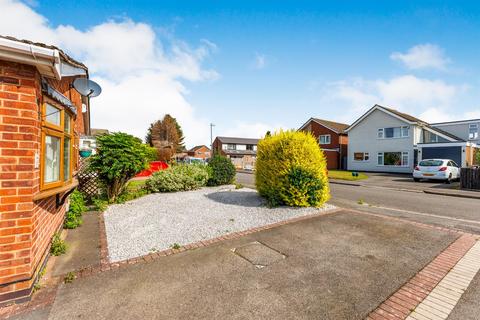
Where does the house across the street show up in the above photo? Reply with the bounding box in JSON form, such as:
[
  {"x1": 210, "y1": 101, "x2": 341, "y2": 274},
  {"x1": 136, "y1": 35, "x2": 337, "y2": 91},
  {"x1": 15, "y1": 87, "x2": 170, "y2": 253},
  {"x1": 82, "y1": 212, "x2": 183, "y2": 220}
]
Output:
[
  {"x1": 298, "y1": 118, "x2": 349, "y2": 170},
  {"x1": 0, "y1": 36, "x2": 93, "y2": 305},
  {"x1": 212, "y1": 136, "x2": 259, "y2": 170},
  {"x1": 187, "y1": 145, "x2": 211, "y2": 160},
  {"x1": 345, "y1": 104, "x2": 479, "y2": 173}
]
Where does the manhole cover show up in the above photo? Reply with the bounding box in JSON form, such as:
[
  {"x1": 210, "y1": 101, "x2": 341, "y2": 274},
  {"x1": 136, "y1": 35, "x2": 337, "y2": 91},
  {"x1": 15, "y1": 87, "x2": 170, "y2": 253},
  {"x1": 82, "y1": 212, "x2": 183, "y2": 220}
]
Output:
[{"x1": 233, "y1": 241, "x2": 286, "y2": 268}]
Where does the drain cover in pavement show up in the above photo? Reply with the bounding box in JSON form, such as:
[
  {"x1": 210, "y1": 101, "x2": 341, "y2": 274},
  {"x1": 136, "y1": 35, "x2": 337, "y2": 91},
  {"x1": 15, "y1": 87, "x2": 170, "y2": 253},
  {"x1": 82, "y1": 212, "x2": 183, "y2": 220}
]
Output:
[{"x1": 233, "y1": 241, "x2": 286, "y2": 268}]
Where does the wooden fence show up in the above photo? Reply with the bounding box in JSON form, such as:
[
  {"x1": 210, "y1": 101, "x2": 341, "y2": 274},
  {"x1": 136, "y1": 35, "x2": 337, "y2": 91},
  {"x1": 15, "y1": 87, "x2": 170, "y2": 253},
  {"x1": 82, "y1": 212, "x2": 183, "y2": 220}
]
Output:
[{"x1": 460, "y1": 167, "x2": 480, "y2": 190}]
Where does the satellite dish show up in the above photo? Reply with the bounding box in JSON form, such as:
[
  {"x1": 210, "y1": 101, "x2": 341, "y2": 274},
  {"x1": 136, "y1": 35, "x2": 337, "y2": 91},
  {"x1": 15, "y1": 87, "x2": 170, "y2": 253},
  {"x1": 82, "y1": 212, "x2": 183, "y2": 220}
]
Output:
[{"x1": 73, "y1": 78, "x2": 102, "y2": 98}]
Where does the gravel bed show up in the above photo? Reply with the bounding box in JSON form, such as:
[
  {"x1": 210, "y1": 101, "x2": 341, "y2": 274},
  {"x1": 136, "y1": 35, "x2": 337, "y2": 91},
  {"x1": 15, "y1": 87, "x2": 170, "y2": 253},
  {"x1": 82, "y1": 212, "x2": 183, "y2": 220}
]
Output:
[{"x1": 104, "y1": 185, "x2": 336, "y2": 262}]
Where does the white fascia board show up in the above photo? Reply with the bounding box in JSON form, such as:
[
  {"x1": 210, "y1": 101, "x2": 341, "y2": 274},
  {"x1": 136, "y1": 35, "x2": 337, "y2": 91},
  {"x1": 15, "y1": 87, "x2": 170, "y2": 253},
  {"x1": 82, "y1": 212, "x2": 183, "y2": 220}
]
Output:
[
  {"x1": 0, "y1": 38, "x2": 62, "y2": 79},
  {"x1": 418, "y1": 142, "x2": 468, "y2": 147},
  {"x1": 344, "y1": 105, "x2": 416, "y2": 132}
]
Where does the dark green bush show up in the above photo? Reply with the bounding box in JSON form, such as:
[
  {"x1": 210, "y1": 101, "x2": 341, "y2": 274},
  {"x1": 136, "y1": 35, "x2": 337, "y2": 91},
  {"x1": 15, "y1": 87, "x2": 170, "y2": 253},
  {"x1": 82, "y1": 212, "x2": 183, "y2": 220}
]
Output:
[
  {"x1": 207, "y1": 154, "x2": 236, "y2": 186},
  {"x1": 88, "y1": 132, "x2": 157, "y2": 202},
  {"x1": 146, "y1": 164, "x2": 210, "y2": 192},
  {"x1": 64, "y1": 190, "x2": 86, "y2": 229}
]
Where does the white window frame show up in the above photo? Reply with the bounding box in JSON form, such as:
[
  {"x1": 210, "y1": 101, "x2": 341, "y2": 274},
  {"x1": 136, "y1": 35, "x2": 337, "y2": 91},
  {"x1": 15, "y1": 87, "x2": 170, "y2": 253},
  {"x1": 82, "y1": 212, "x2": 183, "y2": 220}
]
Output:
[
  {"x1": 377, "y1": 151, "x2": 409, "y2": 167},
  {"x1": 469, "y1": 124, "x2": 478, "y2": 140},
  {"x1": 319, "y1": 134, "x2": 331, "y2": 145},
  {"x1": 226, "y1": 144, "x2": 236, "y2": 150},
  {"x1": 353, "y1": 152, "x2": 370, "y2": 162},
  {"x1": 377, "y1": 128, "x2": 384, "y2": 139},
  {"x1": 377, "y1": 126, "x2": 409, "y2": 139}
]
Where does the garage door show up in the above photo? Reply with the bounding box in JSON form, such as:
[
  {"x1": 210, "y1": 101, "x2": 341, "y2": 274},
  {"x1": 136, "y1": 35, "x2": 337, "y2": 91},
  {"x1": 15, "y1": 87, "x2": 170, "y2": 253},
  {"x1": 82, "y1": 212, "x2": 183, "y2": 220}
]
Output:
[{"x1": 421, "y1": 146, "x2": 462, "y2": 166}]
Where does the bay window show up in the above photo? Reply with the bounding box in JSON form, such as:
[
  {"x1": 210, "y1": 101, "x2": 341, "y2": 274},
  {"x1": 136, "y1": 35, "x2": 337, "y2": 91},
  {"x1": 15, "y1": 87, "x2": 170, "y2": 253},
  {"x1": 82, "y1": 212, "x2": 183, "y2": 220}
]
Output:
[{"x1": 41, "y1": 100, "x2": 74, "y2": 190}]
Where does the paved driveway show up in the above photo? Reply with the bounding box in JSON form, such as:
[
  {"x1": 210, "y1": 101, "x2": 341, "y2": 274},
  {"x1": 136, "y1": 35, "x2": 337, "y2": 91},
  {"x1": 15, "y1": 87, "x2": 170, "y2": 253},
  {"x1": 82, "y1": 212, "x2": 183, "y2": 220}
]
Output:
[
  {"x1": 357, "y1": 172, "x2": 459, "y2": 192},
  {"x1": 46, "y1": 210, "x2": 457, "y2": 320}
]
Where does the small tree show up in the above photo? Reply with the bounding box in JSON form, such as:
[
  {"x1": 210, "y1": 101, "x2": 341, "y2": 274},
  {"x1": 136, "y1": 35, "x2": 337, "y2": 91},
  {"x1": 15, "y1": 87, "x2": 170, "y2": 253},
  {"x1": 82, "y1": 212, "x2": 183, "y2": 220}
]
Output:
[
  {"x1": 207, "y1": 154, "x2": 236, "y2": 186},
  {"x1": 89, "y1": 132, "x2": 156, "y2": 202},
  {"x1": 146, "y1": 114, "x2": 186, "y2": 160},
  {"x1": 476, "y1": 150, "x2": 480, "y2": 165}
]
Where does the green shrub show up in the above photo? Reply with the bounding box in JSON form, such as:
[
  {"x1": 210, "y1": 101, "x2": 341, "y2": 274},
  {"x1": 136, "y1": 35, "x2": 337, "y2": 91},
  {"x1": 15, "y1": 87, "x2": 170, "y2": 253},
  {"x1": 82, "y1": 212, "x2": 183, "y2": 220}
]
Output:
[
  {"x1": 64, "y1": 190, "x2": 86, "y2": 229},
  {"x1": 207, "y1": 154, "x2": 236, "y2": 186},
  {"x1": 146, "y1": 164, "x2": 210, "y2": 192},
  {"x1": 50, "y1": 232, "x2": 67, "y2": 256},
  {"x1": 88, "y1": 132, "x2": 157, "y2": 202},
  {"x1": 255, "y1": 130, "x2": 330, "y2": 207},
  {"x1": 93, "y1": 198, "x2": 109, "y2": 212}
]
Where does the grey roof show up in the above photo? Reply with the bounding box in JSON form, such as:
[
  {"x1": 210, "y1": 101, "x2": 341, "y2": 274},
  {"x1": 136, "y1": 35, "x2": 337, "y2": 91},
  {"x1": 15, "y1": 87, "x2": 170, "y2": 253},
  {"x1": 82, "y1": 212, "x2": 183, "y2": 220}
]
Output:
[
  {"x1": 216, "y1": 136, "x2": 259, "y2": 145},
  {"x1": 432, "y1": 118, "x2": 480, "y2": 125}
]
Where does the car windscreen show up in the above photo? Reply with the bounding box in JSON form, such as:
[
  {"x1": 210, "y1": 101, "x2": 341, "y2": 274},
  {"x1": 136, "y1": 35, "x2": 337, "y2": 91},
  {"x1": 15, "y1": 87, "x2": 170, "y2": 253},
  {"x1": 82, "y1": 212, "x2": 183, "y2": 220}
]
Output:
[{"x1": 419, "y1": 160, "x2": 443, "y2": 166}]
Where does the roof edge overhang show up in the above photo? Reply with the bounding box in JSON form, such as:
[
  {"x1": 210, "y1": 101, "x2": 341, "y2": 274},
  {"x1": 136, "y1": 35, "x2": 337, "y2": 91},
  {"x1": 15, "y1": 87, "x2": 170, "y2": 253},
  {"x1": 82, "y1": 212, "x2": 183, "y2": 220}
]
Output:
[
  {"x1": 298, "y1": 117, "x2": 345, "y2": 134},
  {"x1": 344, "y1": 104, "x2": 417, "y2": 132},
  {"x1": 0, "y1": 37, "x2": 86, "y2": 80}
]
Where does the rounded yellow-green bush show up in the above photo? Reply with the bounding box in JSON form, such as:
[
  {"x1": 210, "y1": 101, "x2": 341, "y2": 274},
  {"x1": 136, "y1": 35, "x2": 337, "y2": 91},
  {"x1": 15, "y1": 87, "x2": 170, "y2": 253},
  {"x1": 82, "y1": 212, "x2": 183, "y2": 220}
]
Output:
[{"x1": 255, "y1": 130, "x2": 330, "y2": 207}]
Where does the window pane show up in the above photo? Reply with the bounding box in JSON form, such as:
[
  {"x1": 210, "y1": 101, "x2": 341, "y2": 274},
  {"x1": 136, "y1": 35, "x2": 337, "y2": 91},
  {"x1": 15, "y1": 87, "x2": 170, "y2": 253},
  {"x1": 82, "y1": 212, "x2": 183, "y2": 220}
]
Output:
[
  {"x1": 402, "y1": 152, "x2": 408, "y2": 166},
  {"x1": 44, "y1": 135, "x2": 61, "y2": 183},
  {"x1": 377, "y1": 129, "x2": 384, "y2": 138},
  {"x1": 385, "y1": 128, "x2": 394, "y2": 138},
  {"x1": 469, "y1": 124, "x2": 478, "y2": 139},
  {"x1": 64, "y1": 137, "x2": 71, "y2": 181},
  {"x1": 377, "y1": 153, "x2": 383, "y2": 165},
  {"x1": 45, "y1": 104, "x2": 61, "y2": 126},
  {"x1": 64, "y1": 113, "x2": 71, "y2": 133},
  {"x1": 384, "y1": 152, "x2": 402, "y2": 166},
  {"x1": 354, "y1": 153, "x2": 364, "y2": 161},
  {"x1": 402, "y1": 127, "x2": 409, "y2": 137}
]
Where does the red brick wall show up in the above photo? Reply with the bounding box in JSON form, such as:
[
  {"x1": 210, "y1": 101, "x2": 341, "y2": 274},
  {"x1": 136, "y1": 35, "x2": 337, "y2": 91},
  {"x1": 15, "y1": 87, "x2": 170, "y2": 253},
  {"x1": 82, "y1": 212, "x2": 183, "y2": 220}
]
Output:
[
  {"x1": 187, "y1": 146, "x2": 211, "y2": 159},
  {"x1": 0, "y1": 60, "x2": 84, "y2": 305},
  {"x1": 300, "y1": 120, "x2": 348, "y2": 170}
]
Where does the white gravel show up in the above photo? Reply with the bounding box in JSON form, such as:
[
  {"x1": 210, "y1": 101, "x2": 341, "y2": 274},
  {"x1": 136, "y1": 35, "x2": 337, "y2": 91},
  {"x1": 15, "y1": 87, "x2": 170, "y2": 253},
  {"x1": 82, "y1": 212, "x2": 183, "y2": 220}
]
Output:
[{"x1": 104, "y1": 185, "x2": 336, "y2": 262}]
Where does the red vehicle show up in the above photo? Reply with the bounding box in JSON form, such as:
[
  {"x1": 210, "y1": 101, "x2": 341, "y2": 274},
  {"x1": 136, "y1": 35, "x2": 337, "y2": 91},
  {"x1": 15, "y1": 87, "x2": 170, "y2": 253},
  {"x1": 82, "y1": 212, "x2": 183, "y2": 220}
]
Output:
[{"x1": 135, "y1": 161, "x2": 169, "y2": 177}]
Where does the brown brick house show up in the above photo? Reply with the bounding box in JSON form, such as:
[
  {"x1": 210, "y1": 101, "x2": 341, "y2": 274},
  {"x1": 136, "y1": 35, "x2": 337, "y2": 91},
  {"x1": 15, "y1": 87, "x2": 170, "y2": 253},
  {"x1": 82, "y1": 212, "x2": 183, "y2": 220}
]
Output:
[
  {"x1": 298, "y1": 118, "x2": 349, "y2": 170},
  {"x1": 0, "y1": 36, "x2": 92, "y2": 305},
  {"x1": 187, "y1": 145, "x2": 211, "y2": 160},
  {"x1": 212, "y1": 136, "x2": 259, "y2": 170}
]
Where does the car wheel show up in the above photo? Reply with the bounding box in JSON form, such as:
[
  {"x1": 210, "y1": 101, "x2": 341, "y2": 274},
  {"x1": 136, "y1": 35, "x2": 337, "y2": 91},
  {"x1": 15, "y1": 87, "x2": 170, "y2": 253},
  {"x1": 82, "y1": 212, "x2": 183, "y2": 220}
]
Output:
[
  {"x1": 413, "y1": 178, "x2": 420, "y2": 182},
  {"x1": 446, "y1": 173, "x2": 452, "y2": 184}
]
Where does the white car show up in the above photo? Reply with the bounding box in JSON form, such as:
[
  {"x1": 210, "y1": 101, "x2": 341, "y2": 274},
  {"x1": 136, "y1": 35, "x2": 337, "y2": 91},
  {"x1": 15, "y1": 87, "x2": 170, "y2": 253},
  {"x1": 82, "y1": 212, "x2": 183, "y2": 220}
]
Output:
[{"x1": 413, "y1": 159, "x2": 460, "y2": 183}]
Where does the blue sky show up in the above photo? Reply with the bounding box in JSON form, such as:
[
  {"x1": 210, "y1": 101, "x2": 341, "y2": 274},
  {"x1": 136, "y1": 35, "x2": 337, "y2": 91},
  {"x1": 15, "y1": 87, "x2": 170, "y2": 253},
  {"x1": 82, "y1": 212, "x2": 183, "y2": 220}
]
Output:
[{"x1": 2, "y1": 1, "x2": 480, "y2": 146}]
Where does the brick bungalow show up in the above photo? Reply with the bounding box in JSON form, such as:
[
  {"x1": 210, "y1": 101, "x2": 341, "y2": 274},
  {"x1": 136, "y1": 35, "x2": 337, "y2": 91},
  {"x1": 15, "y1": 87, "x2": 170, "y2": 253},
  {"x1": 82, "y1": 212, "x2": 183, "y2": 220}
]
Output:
[
  {"x1": 298, "y1": 118, "x2": 349, "y2": 170},
  {"x1": 187, "y1": 145, "x2": 211, "y2": 160},
  {"x1": 0, "y1": 36, "x2": 92, "y2": 305}
]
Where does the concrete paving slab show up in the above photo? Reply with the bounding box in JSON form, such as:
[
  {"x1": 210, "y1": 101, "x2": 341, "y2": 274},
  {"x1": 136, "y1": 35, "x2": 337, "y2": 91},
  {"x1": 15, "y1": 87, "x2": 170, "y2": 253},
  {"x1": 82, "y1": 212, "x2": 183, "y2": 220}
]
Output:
[
  {"x1": 51, "y1": 212, "x2": 101, "y2": 276},
  {"x1": 46, "y1": 210, "x2": 457, "y2": 320}
]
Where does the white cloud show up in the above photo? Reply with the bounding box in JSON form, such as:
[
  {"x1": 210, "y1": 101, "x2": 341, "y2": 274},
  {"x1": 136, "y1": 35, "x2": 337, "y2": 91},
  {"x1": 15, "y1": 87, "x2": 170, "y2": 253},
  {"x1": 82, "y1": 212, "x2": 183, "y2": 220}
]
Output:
[
  {"x1": 0, "y1": 0, "x2": 218, "y2": 147},
  {"x1": 221, "y1": 121, "x2": 284, "y2": 139},
  {"x1": 321, "y1": 74, "x2": 469, "y2": 123},
  {"x1": 390, "y1": 44, "x2": 450, "y2": 71}
]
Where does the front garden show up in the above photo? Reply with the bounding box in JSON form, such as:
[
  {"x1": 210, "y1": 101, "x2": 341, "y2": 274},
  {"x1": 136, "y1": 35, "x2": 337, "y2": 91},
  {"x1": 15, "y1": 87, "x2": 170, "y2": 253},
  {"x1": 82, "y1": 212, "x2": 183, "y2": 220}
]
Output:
[{"x1": 61, "y1": 130, "x2": 334, "y2": 263}]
